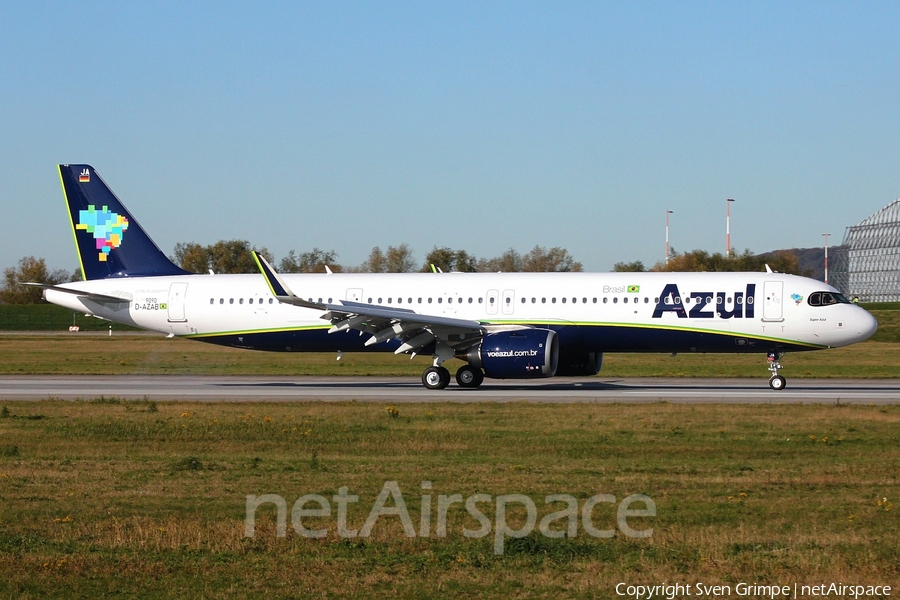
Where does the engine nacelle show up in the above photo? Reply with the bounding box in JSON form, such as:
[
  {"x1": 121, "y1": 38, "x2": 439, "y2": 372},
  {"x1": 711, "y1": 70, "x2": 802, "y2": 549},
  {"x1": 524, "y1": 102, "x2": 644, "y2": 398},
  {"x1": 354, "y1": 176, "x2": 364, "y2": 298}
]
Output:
[
  {"x1": 458, "y1": 329, "x2": 559, "y2": 379},
  {"x1": 556, "y1": 350, "x2": 603, "y2": 376}
]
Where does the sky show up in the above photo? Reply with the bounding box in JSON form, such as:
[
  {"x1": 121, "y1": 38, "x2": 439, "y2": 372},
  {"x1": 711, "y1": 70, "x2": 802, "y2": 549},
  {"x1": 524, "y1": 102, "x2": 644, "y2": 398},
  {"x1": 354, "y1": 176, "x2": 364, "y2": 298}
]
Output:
[{"x1": 3, "y1": 1, "x2": 900, "y2": 274}]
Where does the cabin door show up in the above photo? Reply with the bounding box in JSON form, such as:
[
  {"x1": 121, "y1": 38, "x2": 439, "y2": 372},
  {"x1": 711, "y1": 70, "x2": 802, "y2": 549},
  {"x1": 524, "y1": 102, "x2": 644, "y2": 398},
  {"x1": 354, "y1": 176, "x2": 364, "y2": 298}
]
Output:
[
  {"x1": 762, "y1": 281, "x2": 783, "y2": 322},
  {"x1": 167, "y1": 282, "x2": 188, "y2": 322}
]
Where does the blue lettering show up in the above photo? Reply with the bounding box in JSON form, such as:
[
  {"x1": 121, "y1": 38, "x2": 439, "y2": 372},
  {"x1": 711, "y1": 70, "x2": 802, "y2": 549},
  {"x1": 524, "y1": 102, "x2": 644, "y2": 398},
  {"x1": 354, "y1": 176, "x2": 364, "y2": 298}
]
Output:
[
  {"x1": 652, "y1": 283, "x2": 757, "y2": 320},
  {"x1": 716, "y1": 292, "x2": 742, "y2": 319},
  {"x1": 745, "y1": 284, "x2": 756, "y2": 318},
  {"x1": 652, "y1": 284, "x2": 686, "y2": 318},
  {"x1": 689, "y1": 292, "x2": 715, "y2": 318}
]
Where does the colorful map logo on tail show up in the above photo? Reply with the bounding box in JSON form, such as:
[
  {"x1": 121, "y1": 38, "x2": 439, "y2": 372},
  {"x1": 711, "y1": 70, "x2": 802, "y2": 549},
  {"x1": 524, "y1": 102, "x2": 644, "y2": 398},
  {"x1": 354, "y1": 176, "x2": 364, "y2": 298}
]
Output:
[{"x1": 77, "y1": 204, "x2": 129, "y2": 261}]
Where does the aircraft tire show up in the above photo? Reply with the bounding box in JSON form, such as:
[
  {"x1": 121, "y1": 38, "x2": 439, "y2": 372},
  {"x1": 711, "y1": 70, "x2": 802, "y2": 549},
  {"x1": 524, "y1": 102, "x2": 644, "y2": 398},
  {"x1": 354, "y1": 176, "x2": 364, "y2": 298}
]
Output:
[
  {"x1": 456, "y1": 365, "x2": 484, "y2": 388},
  {"x1": 768, "y1": 375, "x2": 786, "y2": 391},
  {"x1": 422, "y1": 366, "x2": 451, "y2": 390}
]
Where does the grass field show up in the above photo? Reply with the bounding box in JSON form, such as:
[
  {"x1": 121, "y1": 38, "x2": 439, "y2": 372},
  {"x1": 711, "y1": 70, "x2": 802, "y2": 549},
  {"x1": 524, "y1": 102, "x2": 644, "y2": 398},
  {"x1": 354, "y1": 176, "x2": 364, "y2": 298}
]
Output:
[
  {"x1": 1, "y1": 305, "x2": 897, "y2": 597},
  {"x1": 1, "y1": 333, "x2": 898, "y2": 379},
  {"x1": 0, "y1": 400, "x2": 898, "y2": 598}
]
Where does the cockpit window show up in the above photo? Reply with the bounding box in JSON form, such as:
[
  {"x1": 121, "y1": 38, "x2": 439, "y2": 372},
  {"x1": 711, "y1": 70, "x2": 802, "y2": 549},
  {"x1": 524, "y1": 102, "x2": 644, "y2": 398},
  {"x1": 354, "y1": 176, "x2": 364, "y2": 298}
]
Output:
[{"x1": 808, "y1": 291, "x2": 851, "y2": 307}]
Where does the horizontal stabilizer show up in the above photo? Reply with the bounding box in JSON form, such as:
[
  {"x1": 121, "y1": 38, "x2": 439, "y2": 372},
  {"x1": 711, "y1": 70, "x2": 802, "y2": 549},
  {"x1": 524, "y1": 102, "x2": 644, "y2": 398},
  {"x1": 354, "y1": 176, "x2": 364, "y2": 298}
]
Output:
[{"x1": 23, "y1": 282, "x2": 133, "y2": 304}]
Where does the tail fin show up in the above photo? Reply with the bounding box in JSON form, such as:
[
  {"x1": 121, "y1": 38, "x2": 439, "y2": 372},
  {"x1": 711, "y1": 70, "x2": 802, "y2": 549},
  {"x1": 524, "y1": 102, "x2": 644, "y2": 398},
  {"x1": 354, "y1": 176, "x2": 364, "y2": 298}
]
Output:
[{"x1": 58, "y1": 164, "x2": 189, "y2": 280}]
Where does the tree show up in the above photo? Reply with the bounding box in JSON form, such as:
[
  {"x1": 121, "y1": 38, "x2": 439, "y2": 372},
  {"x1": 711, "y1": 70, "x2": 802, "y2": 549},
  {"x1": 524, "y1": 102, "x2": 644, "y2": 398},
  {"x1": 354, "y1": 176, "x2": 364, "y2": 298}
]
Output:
[
  {"x1": 279, "y1": 248, "x2": 341, "y2": 273},
  {"x1": 474, "y1": 246, "x2": 583, "y2": 272},
  {"x1": 756, "y1": 250, "x2": 802, "y2": 275},
  {"x1": 521, "y1": 246, "x2": 583, "y2": 272},
  {"x1": 477, "y1": 248, "x2": 522, "y2": 272},
  {"x1": 172, "y1": 240, "x2": 273, "y2": 274},
  {"x1": 359, "y1": 244, "x2": 416, "y2": 273},
  {"x1": 360, "y1": 246, "x2": 386, "y2": 273},
  {"x1": 0, "y1": 256, "x2": 71, "y2": 304},
  {"x1": 172, "y1": 242, "x2": 210, "y2": 274},
  {"x1": 613, "y1": 260, "x2": 646, "y2": 272},
  {"x1": 420, "y1": 247, "x2": 478, "y2": 273},
  {"x1": 649, "y1": 248, "x2": 801, "y2": 274}
]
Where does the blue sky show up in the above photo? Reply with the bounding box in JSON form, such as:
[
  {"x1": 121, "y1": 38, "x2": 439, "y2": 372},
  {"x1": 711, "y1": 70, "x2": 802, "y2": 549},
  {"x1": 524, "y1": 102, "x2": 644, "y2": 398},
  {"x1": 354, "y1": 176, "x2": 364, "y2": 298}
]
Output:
[{"x1": 3, "y1": 1, "x2": 899, "y2": 273}]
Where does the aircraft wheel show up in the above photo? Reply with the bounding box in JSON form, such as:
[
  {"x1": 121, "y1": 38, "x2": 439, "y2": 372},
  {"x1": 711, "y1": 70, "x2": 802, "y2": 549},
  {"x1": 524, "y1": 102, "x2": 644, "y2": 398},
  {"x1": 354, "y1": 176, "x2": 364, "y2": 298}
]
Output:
[
  {"x1": 769, "y1": 375, "x2": 786, "y2": 391},
  {"x1": 422, "y1": 366, "x2": 451, "y2": 390},
  {"x1": 456, "y1": 365, "x2": 484, "y2": 389}
]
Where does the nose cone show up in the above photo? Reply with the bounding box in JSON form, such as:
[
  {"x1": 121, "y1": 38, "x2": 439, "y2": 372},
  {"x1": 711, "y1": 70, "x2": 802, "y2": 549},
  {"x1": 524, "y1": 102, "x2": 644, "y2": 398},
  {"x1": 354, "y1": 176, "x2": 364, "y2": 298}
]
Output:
[{"x1": 854, "y1": 308, "x2": 878, "y2": 341}]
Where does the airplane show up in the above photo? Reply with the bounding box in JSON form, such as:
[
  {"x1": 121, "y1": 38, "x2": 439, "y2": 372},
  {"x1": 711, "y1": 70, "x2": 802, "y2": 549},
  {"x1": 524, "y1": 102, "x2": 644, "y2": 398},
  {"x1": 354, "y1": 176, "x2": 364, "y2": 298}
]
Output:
[{"x1": 36, "y1": 164, "x2": 878, "y2": 391}]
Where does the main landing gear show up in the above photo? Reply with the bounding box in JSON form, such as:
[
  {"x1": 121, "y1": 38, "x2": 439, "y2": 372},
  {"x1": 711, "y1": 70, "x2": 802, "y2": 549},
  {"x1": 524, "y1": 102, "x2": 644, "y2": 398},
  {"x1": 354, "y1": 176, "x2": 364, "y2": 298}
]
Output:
[
  {"x1": 421, "y1": 365, "x2": 485, "y2": 390},
  {"x1": 455, "y1": 365, "x2": 484, "y2": 389},
  {"x1": 422, "y1": 366, "x2": 451, "y2": 390},
  {"x1": 767, "y1": 351, "x2": 786, "y2": 390}
]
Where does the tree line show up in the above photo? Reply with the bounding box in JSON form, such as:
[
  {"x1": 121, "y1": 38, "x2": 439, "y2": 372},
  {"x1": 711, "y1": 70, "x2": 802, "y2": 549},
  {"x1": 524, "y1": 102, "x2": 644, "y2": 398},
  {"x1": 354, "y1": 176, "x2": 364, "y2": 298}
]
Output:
[
  {"x1": 171, "y1": 240, "x2": 583, "y2": 275},
  {"x1": 0, "y1": 242, "x2": 582, "y2": 304},
  {"x1": 612, "y1": 248, "x2": 804, "y2": 275},
  {"x1": 1, "y1": 243, "x2": 808, "y2": 304}
]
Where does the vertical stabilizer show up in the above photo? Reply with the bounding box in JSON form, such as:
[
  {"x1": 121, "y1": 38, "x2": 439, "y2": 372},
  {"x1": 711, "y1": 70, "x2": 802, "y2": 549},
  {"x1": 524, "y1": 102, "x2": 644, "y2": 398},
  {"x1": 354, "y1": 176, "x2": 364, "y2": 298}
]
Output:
[{"x1": 59, "y1": 164, "x2": 189, "y2": 280}]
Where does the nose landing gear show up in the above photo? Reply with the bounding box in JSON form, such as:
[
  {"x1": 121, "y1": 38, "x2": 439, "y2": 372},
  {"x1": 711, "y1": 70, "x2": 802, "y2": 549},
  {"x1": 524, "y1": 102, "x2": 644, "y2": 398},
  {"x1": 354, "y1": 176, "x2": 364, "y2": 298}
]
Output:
[{"x1": 767, "y1": 351, "x2": 786, "y2": 390}]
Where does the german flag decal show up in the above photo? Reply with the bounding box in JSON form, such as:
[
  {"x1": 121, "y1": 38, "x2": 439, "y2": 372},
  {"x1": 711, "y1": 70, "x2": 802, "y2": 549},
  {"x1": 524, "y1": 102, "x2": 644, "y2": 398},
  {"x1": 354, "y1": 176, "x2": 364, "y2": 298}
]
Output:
[{"x1": 627, "y1": 285, "x2": 640, "y2": 293}]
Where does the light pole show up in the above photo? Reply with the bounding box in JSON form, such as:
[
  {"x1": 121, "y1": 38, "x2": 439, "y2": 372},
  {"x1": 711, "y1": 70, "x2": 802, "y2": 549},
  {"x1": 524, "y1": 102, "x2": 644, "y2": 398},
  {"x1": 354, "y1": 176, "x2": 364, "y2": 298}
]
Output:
[
  {"x1": 665, "y1": 210, "x2": 673, "y2": 265},
  {"x1": 726, "y1": 198, "x2": 735, "y2": 256},
  {"x1": 823, "y1": 233, "x2": 830, "y2": 283}
]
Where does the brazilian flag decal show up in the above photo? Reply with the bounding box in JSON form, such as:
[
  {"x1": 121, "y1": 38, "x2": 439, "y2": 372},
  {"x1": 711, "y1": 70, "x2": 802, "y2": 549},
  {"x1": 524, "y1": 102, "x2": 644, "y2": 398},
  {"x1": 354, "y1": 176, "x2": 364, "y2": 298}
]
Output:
[{"x1": 627, "y1": 285, "x2": 640, "y2": 293}]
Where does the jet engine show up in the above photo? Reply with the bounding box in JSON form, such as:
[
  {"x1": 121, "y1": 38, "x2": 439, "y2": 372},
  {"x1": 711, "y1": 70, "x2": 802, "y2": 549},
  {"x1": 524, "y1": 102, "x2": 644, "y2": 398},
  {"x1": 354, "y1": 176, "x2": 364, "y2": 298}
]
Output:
[
  {"x1": 555, "y1": 350, "x2": 603, "y2": 376},
  {"x1": 457, "y1": 329, "x2": 558, "y2": 379}
]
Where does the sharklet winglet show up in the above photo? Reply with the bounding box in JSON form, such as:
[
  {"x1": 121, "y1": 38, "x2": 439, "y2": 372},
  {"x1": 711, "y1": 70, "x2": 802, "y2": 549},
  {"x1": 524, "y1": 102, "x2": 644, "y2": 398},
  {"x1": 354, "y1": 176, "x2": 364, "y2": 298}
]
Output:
[{"x1": 252, "y1": 251, "x2": 324, "y2": 310}]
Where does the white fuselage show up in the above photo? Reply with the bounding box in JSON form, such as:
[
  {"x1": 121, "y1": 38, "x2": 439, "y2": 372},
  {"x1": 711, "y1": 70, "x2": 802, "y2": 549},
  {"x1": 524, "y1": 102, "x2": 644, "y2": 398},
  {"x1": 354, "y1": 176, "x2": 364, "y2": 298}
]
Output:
[{"x1": 45, "y1": 271, "x2": 877, "y2": 354}]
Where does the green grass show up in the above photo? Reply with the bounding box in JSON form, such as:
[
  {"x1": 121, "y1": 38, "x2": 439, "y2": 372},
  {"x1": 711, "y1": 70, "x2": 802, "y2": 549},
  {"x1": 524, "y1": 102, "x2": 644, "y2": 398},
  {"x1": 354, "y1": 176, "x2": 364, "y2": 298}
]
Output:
[
  {"x1": 868, "y1": 306, "x2": 900, "y2": 343},
  {"x1": 1, "y1": 333, "x2": 899, "y2": 378},
  {"x1": 0, "y1": 400, "x2": 897, "y2": 598},
  {"x1": 0, "y1": 304, "x2": 139, "y2": 332}
]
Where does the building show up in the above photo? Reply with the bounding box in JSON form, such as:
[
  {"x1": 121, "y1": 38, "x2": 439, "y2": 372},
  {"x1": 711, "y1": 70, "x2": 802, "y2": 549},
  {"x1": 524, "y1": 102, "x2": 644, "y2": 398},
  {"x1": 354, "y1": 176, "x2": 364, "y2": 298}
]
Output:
[{"x1": 831, "y1": 199, "x2": 900, "y2": 302}]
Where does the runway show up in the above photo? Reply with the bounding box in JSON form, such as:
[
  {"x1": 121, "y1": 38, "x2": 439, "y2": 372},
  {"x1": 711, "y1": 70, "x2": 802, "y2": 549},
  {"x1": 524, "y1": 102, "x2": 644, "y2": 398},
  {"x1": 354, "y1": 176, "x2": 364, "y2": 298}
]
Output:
[{"x1": 0, "y1": 376, "x2": 898, "y2": 403}]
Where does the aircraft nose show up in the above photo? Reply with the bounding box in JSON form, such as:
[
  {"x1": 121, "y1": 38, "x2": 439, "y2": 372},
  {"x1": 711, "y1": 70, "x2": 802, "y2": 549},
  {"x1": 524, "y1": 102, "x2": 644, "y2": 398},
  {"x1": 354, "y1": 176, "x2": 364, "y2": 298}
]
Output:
[{"x1": 854, "y1": 308, "x2": 878, "y2": 341}]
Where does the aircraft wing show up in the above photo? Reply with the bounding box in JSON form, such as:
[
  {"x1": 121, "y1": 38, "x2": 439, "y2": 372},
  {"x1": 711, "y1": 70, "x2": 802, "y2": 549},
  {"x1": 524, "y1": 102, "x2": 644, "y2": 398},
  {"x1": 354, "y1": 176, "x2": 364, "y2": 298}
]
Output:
[
  {"x1": 253, "y1": 251, "x2": 484, "y2": 354},
  {"x1": 22, "y1": 283, "x2": 133, "y2": 305},
  {"x1": 252, "y1": 251, "x2": 485, "y2": 355}
]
